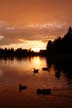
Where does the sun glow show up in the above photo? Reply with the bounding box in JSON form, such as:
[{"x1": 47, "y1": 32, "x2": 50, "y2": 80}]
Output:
[
  {"x1": 0, "y1": 40, "x2": 46, "y2": 52},
  {"x1": 32, "y1": 47, "x2": 41, "y2": 52}
]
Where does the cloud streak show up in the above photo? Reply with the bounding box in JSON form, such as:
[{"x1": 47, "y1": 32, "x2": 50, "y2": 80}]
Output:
[{"x1": 0, "y1": 21, "x2": 70, "y2": 47}]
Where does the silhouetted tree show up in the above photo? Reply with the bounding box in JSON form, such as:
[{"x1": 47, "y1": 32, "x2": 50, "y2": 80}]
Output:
[{"x1": 46, "y1": 26, "x2": 72, "y2": 56}]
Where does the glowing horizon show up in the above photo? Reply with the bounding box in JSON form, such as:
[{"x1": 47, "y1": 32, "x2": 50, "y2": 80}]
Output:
[{"x1": 0, "y1": 40, "x2": 47, "y2": 52}]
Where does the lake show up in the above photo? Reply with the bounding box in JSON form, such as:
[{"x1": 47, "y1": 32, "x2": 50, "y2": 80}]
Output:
[{"x1": 0, "y1": 56, "x2": 72, "y2": 108}]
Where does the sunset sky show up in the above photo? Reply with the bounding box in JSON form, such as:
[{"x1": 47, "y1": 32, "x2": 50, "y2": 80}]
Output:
[{"x1": 0, "y1": 0, "x2": 72, "y2": 52}]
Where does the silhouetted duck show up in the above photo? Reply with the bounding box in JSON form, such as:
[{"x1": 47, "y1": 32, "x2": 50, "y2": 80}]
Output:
[
  {"x1": 37, "y1": 89, "x2": 51, "y2": 95},
  {"x1": 42, "y1": 67, "x2": 48, "y2": 71},
  {"x1": 19, "y1": 84, "x2": 27, "y2": 92},
  {"x1": 33, "y1": 68, "x2": 39, "y2": 74}
]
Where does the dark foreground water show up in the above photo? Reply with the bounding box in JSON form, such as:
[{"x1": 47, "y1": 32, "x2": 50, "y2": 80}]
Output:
[{"x1": 0, "y1": 56, "x2": 72, "y2": 108}]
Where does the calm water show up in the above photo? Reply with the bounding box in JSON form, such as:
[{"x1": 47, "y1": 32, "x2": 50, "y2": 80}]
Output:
[{"x1": 0, "y1": 56, "x2": 72, "y2": 108}]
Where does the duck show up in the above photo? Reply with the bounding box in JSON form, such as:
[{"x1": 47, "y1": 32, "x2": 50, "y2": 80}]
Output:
[
  {"x1": 37, "y1": 89, "x2": 51, "y2": 95},
  {"x1": 33, "y1": 68, "x2": 39, "y2": 74},
  {"x1": 19, "y1": 84, "x2": 27, "y2": 92},
  {"x1": 42, "y1": 67, "x2": 48, "y2": 71}
]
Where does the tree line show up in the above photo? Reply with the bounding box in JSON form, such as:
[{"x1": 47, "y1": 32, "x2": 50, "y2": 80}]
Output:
[{"x1": 0, "y1": 48, "x2": 38, "y2": 60}]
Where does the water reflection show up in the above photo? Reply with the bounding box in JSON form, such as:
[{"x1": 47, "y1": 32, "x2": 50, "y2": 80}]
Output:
[
  {"x1": 46, "y1": 58, "x2": 72, "y2": 86},
  {"x1": 0, "y1": 69, "x2": 3, "y2": 77},
  {"x1": 55, "y1": 71, "x2": 61, "y2": 80},
  {"x1": 0, "y1": 56, "x2": 72, "y2": 108}
]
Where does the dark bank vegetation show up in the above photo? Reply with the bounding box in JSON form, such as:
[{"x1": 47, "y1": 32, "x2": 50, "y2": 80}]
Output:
[
  {"x1": 0, "y1": 48, "x2": 39, "y2": 60},
  {"x1": 46, "y1": 26, "x2": 72, "y2": 61}
]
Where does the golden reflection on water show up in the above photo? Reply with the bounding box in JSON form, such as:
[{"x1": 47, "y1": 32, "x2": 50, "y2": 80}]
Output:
[
  {"x1": 32, "y1": 56, "x2": 41, "y2": 68},
  {"x1": 31, "y1": 56, "x2": 47, "y2": 69}
]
